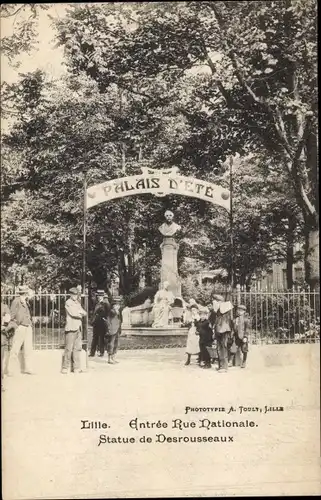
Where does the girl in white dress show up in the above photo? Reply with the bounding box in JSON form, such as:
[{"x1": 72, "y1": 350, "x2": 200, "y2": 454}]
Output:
[{"x1": 185, "y1": 304, "x2": 200, "y2": 365}]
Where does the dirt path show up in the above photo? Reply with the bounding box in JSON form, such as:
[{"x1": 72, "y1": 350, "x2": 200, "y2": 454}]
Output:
[{"x1": 2, "y1": 345, "x2": 320, "y2": 499}]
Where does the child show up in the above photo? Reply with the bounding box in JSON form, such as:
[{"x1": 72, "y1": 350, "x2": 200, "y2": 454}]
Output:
[
  {"x1": 184, "y1": 303, "x2": 200, "y2": 366},
  {"x1": 195, "y1": 307, "x2": 213, "y2": 369},
  {"x1": 207, "y1": 303, "x2": 219, "y2": 366},
  {"x1": 233, "y1": 304, "x2": 250, "y2": 368}
]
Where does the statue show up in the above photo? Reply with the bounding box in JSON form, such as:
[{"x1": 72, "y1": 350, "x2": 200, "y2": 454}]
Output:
[
  {"x1": 158, "y1": 210, "x2": 182, "y2": 297},
  {"x1": 158, "y1": 210, "x2": 181, "y2": 237},
  {"x1": 152, "y1": 281, "x2": 175, "y2": 327}
]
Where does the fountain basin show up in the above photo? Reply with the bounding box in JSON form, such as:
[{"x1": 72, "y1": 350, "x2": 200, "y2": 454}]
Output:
[
  {"x1": 123, "y1": 326, "x2": 188, "y2": 336},
  {"x1": 122, "y1": 303, "x2": 185, "y2": 328},
  {"x1": 122, "y1": 326, "x2": 189, "y2": 349}
]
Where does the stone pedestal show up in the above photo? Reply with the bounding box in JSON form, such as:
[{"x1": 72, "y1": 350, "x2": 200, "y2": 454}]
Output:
[{"x1": 160, "y1": 237, "x2": 181, "y2": 297}]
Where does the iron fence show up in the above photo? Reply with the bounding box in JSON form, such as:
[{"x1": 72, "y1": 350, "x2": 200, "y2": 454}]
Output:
[
  {"x1": 1, "y1": 292, "x2": 89, "y2": 350},
  {"x1": 232, "y1": 288, "x2": 320, "y2": 345},
  {"x1": 1, "y1": 289, "x2": 319, "y2": 349}
]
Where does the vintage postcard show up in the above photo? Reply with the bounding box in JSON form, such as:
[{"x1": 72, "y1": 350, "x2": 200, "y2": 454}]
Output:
[{"x1": 1, "y1": 2, "x2": 320, "y2": 499}]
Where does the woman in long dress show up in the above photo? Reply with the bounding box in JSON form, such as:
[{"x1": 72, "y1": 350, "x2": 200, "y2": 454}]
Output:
[{"x1": 185, "y1": 304, "x2": 200, "y2": 365}]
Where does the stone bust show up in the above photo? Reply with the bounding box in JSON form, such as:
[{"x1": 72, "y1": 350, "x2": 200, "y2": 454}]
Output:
[{"x1": 158, "y1": 210, "x2": 181, "y2": 237}]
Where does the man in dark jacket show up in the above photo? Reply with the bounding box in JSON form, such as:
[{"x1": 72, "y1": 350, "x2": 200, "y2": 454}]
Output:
[
  {"x1": 195, "y1": 307, "x2": 213, "y2": 369},
  {"x1": 89, "y1": 290, "x2": 108, "y2": 357},
  {"x1": 209, "y1": 294, "x2": 224, "y2": 327},
  {"x1": 105, "y1": 297, "x2": 122, "y2": 365}
]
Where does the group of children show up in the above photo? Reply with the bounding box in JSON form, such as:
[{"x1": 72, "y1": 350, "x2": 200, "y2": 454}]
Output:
[{"x1": 184, "y1": 295, "x2": 250, "y2": 372}]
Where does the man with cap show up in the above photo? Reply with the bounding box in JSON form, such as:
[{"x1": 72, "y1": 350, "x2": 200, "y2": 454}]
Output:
[
  {"x1": 209, "y1": 294, "x2": 224, "y2": 365},
  {"x1": 195, "y1": 306, "x2": 213, "y2": 369},
  {"x1": 62, "y1": 287, "x2": 87, "y2": 374},
  {"x1": 213, "y1": 297, "x2": 233, "y2": 372},
  {"x1": 7, "y1": 285, "x2": 34, "y2": 375},
  {"x1": 233, "y1": 304, "x2": 251, "y2": 368},
  {"x1": 89, "y1": 290, "x2": 108, "y2": 357},
  {"x1": 104, "y1": 297, "x2": 122, "y2": 364},
  {"x1": 209, "y1": 294, "x2": 224, "y2": 328}
]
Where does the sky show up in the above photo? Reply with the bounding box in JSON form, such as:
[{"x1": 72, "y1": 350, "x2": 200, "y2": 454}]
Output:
[
  {"x1": 1, "y1": 3, "x2": 217, "y2": 85},
  {"x1": 1, "y1": 4, "x2": 67, "y2": 84},
  {"x1": 0, "y1": 3, "x2": 217, "y2": 133}
]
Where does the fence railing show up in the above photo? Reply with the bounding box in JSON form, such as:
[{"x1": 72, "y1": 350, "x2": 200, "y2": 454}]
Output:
[
  {"x1": 1, "y1": 292, "x2": 89, "y2": 350},
  {"x1": 1, "y1": 289, "x2": 319, "y2": 349},
  {"x1": 232, "y1": 289, "x2": 320, "y2": 345}
]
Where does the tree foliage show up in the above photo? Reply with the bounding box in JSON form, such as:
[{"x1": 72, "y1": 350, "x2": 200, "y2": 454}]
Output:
[
  {"x1": 0, "y1": 4, "x2": 51, "y2": 64},
  {"x1": 53, "y1": 0, "x2": 318, "y2": 284},
  {"x1": 1, "y1": 1, "x2": 318, "y2": 293}
]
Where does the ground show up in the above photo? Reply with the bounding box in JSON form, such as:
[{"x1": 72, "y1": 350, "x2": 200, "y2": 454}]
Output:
[{"x1": 2, "y1": 344, "x2": 320, "y2": 499}]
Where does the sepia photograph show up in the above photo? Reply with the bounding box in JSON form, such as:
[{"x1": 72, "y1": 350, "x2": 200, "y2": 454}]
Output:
[{"x1": 1, "y1": 2, "x2": 319, "y2": 498}]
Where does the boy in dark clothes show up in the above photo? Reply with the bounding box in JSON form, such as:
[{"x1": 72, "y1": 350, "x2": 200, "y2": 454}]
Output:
[
  {"x1": 233, "y1": 304, "x2": 251, "y2": 368},
  {"x1": 195, "y1": 307, "x2": 213, "y2": 369}
]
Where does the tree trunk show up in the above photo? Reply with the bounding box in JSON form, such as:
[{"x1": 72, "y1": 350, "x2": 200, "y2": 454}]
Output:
[
  {"x1": 286, "y1": 245, "x2": 294, "y2": 289},
  {"x1": 245, "y1": 274, "x2": 252, "y2": 291},
  {"x1": 286, "y1": 215, "x2": 295, "y2": 289},
  {"x1": 118, "y1": 251, "x2": 126, "y2": 295},
  {"x1": 304, "y1": 227, "x2": 319, "y2": 290},
  {"x1": 139, "y1": 243, "x2": 147, "y2": 289},
  {"x1": 118, "y1": 250, "x2": 137, "y2": 296},
  {"x1": 145, "y1": 268, "x2": 153, "y2": 287}
]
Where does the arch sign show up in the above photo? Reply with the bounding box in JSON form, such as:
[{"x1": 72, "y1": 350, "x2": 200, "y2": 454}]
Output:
[{"x1": 86, "y1": 167, "x2": 230, "y2": 211}]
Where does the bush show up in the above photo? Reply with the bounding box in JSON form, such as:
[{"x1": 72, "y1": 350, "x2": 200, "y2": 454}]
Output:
[{"x1": 181, "y1": 276, "x2": 229, "y2": 305}]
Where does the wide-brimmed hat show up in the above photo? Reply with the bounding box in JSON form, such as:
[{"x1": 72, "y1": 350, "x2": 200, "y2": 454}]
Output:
[
  {"x1": 213, "y1": 294, "x2": 224, "y2": 302},
  {"x1": 68, "y1": 287, "x2": 79, "y2": 295},
  {"x1": 96, "y1": 290, "x2": 105, "y2": 296},
  {"x1": 237, "y1": 304, "x2": 247, "y2": 311},
  {"x1": 17, "y1": 285, "x2": 30, "y2": 295},
  {"x1": 219, "y1": 301, "x2": 233, "y2": 314}
]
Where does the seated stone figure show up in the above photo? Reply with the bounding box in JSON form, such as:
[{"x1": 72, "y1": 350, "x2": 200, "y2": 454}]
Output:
[{"x1": 152, "y1": 281, "x2": 175, "y2": 328}]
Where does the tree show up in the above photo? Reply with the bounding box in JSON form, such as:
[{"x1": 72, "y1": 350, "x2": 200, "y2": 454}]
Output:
[
  {"x1": 0, "y1": 4, "x2": 51, "y2": 64},
  {"x1": 53, "y1": 1, "x2": 318, "y2": 288},
  {"x1": 1, "y1": 70, "x2": 183, "y2": 291},
  {"x1": 2, "y1": 2, "x2": 317, "y2": 295},
  {"x1": 2, "y1": 71, "x2": 304, "y2": 292}
]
